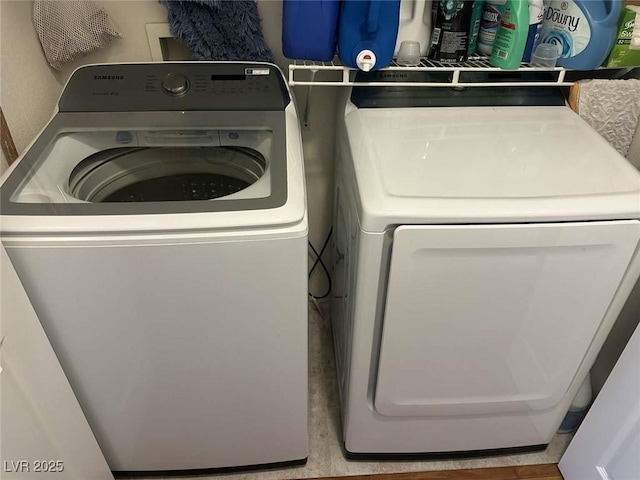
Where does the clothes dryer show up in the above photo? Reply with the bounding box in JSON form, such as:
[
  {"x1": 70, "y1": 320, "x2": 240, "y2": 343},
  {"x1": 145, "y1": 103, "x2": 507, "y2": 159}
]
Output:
[
  {"x1": 332, "y1": 72, "x2": 640, "y2": 456},
  {"x1": 0, "y1": 62, "x2": 308, "y2": 473}
]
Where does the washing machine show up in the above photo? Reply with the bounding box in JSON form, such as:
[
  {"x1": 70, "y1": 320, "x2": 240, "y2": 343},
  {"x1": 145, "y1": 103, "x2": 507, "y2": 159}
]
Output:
[
  {"x1": 0, "y1": 62, "x2": 308, "y2": 473},
  {"x1": 332, "y1": 71, "x2": 640, "y2": 456}
]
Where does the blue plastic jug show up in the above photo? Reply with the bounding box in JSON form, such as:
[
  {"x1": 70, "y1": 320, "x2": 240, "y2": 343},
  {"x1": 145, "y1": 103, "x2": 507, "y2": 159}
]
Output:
[
  {"x1": 522, "y1": 0, "x2": 545, "y2": 63},
  {"x1": 537, "y1": 0, "x2": 621, "y2": 70},
  {"x1": 338, "y1": 0, "x2": 401, "y2": 71},
  {"x1": 282, "y1": 0, "x2": 342, "y2": 61}
]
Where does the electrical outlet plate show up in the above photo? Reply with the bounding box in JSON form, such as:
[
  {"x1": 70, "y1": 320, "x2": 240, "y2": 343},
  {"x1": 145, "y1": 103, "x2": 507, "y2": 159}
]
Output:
[{"x1": 145, "y1": 23, "x2": 192, "y2": 61}]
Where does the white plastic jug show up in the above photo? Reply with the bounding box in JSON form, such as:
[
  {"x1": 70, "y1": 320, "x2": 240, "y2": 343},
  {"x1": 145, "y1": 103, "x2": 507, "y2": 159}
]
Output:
[{"x1": 394, "y1": 0, "x2": 432, "y2": 56}]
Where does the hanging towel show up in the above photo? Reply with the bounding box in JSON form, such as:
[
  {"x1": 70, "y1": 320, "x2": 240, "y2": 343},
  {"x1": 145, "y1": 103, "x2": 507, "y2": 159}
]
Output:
[
  {"x1": 159, "y1": 0, "x2": 274, "y2": 62},
  {"x1": 569, "y1": 79, "x2": 640, "y2": 158},
  {"x1": 33, "y1": 0, "x2": 122, "y2": 70}
]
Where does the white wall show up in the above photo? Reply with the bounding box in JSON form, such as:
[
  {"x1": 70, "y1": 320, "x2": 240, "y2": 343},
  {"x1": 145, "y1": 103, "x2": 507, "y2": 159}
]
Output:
[
  {"x1": 0, "y1": 1, "x2": 61, "y2": 154},
  {"x1": 627, "y1": 121, "x2": 640, "y2": 170},
  {"x1": 623, "y1": 69, "x2": 640, "y2": 168}
]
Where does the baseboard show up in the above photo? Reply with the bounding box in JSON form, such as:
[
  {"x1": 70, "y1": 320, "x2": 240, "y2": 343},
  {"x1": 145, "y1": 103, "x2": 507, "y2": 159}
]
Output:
[{"x1": 113, "y1": 456, "x2": 308, "y2": 478}]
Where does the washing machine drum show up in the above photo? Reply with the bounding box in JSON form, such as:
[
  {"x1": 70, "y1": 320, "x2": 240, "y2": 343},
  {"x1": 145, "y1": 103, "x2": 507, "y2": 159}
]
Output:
[{"x1": 69, "y1": 146, "x2": 266, "y2": 202}]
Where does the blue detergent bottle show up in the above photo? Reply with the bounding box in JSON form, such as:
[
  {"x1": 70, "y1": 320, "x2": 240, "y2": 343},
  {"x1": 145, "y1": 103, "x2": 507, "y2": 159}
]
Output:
[
  {"x1": 338, "y1": 0, "x2": 401, "y2": 71},
  {"x1": 537, "y1": 0, "x2": 621, "y2": 70},
  {"x1": 282, "y1": 0, "x2": 342, "y2": 61},
  {"x1": 522, "y1": 0, "x2": 545, "y2": 63}
]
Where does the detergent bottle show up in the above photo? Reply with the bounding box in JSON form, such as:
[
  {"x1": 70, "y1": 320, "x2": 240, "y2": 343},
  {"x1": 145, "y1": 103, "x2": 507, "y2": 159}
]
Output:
[
  {"x1": 428, "y1": 0, "x2": 475, "y2": 62},
  {"x1": 558, "y1": 374, "x2": 592, "y2": 433},
  {"x1": 394, "y1": 0, "x2": 432, "y2": 57},
  {"x1": 522, "y1": 0, "x2": 545, "y2": 62},
  {"x1": 468, "y1": 0, "x2": 485, "y2": 56},
  {"x1": 338, "y1": 0, "x2": 402, "y2": 71},
  {"x1": 489, "y1": 0, "x2": 529, "y2": 68},
  {"x1": 537, "y1": 0, "x2": 621, "y2": 70},
  {"x1": 477, "y1": 0, "x2": 507, "y2": 55},
  {"x1": 282, "y1": 0, "x2": 342, "y2": 61}
]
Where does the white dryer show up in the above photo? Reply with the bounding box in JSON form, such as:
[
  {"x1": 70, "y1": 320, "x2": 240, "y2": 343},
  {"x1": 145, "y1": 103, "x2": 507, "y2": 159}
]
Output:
[
  {"x1": 0, "y1": 63, "x2": 308, "y2": 473},
  {"x1": 332, "y1": 74, "x2": 640, "y2": 456}
]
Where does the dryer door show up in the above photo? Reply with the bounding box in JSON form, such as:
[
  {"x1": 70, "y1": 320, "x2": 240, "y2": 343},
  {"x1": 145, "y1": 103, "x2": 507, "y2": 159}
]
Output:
[{"x1": 374, "y1": 221, "x2": 640, "y2": 418}]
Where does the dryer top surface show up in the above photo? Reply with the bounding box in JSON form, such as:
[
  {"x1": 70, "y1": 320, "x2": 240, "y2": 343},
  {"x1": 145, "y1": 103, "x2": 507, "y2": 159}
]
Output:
[{"x1": 344, "y1": 106, "x2": 640, "y2": 230}]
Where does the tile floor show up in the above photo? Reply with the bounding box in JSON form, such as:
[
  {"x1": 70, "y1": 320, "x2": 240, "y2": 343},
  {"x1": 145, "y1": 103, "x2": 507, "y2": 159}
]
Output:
[{"x1": 135, "y1": 301, "x2": 573, "y2": 480}]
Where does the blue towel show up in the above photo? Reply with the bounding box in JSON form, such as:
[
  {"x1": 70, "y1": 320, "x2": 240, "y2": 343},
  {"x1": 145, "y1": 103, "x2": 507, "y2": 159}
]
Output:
[{"x1": 159, "y1": 0, "x2": 274, "y2": 62}]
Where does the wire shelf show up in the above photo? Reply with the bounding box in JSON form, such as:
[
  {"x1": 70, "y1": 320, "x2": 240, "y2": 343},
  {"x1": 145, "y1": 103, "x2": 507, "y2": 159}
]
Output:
[{"x1": 288, "y1": 56, "x2": 572, "y2": 88}]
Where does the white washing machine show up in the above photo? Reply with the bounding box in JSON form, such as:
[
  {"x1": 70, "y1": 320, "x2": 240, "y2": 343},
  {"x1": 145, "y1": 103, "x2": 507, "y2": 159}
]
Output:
[
  {"x1": 332, "y1": 73, "x2": 640, "y2": 456},
  {"x1": 0, "y1": 62, "x2": 308, "y2": 473}
]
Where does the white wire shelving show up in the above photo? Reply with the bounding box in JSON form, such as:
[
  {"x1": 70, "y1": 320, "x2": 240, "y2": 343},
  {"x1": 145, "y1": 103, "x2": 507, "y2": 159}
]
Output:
[{"x1": 288, "y1": 56, "x2": 573, "y2": 88}]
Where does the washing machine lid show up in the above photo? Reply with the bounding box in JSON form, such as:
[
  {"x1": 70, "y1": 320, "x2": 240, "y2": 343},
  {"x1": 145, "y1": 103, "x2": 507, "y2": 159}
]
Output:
[
  {"x1": 345, "y1": 106, "x2": 640, "y2": 231},
  {"x1": 0, "y1": 63, "x2": 306, "y2": 234}
]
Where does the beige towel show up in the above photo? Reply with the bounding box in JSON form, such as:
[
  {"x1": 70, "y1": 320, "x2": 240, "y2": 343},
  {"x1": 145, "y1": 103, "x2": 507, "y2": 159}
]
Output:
[{"x1": 571, "y1": 79, "x2": 640, "y2": 158}]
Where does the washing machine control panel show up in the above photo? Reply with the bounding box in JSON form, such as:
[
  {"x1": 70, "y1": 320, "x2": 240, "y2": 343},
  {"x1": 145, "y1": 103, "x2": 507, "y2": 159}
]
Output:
[
  {"x1": 59, "y1": 63, "x2": 290, "y2": 112},
  {"x1": 161, "y1": 72, "x2": 190, "y2": 96}
]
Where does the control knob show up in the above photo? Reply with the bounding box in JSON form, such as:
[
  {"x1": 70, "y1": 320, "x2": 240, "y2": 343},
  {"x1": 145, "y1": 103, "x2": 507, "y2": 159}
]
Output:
[{"x1": 162, "y1": 72, "x2": 189, "y2": 96}]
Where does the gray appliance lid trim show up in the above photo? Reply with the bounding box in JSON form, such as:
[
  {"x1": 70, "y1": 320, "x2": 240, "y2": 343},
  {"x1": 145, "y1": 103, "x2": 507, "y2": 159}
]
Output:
[
  {"x1": 59, "y1": 62, "x2": 291, "y2": 112},
  {"x1": 0, "y1": 111, "x2": 288, "y2": 216}
]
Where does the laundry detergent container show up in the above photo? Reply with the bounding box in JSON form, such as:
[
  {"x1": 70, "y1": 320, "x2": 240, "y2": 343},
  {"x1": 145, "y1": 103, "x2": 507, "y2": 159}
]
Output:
[
  {"x1": 338, "y1": 0, "x2": 401, "y2": 71},
  {"x1": 394, "y1": 0, "x2": 432, "y2": 57},
  {"x1": 283, "y1": 0, "x2": 341, "y2": 61},
  {"x1": 538, "y1": 0, "x2": 621, "y2": 70}
]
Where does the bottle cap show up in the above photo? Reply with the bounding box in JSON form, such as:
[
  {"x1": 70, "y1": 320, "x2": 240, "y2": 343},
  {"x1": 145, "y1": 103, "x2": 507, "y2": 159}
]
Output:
[{"x1": 356, "y1": 50, "x2": 377, "y2": 72}]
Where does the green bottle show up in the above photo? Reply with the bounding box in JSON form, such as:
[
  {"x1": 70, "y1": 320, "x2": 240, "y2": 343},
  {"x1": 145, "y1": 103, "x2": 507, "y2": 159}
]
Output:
[
  {"x1": 489, "y1": 0, "x2": 529, "y2": 69},
  {"x1": 468, "y1": 0, "x2": 485, "y2": 56}
]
